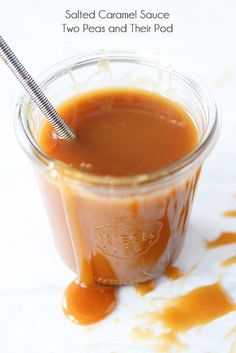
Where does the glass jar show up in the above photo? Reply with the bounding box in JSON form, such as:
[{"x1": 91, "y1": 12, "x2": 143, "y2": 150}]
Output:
[{"x1": 15, "y1": 50, "x2": 220, "y2": 286}]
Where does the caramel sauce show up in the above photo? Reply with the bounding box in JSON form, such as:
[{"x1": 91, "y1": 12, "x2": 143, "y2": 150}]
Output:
[
  {"x1": 38, "y1": 87, "x2": 199, "y2": 324},
  {"x1": 59, "y1": 187, "x2": 95, "y2": 286},
  {"x1": 135, "y1": 279, "x2": 156, "y2": 296},
  {"x1": 145, "y1": 283, "x2": 235, "y2": 332},
  {"x1": 221, "y1": 255, "x2": 236, "y2": 267},
  {"x1": 223, "y1": 210, "x2": 236, "y2": 217},
  {"x1": 38, "y1": 87, "x2": 199, "y2": 286},
  {"x1": 164, "y1": 265, "x2": 183, "y2": 280},
  {"x1": 206, "y1": 232, "x2": 236, "y2": 249},
  {"x1": 40, "y1": 87, "x2": 198, "y2": 176},
  {"x1": 63, "y1": 280, "x2": 116, "y2": 325}
]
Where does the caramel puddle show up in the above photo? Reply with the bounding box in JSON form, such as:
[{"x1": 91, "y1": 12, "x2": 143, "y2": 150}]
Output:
[
  {"x1": 165, "y1": 265, "x2": 183, "y2": 280},
  {"x1": 206, "y1": 232, "x2": 236, "y2": 249},
  {"x1": 223, "y1": 210, "x2": 236, "y2": 217},
  {"x1": 63, "y1": 280, "x2": 116, "y2": 325},
  {"x1": 145, "y1": 283, "x2": 235, "y2": 332},
  {"x1": 135, "y1": 280, "x2": 156, "y2": 296},
  {"x1": 221, "y1": 255, "x2": 236, "y2": 267}
]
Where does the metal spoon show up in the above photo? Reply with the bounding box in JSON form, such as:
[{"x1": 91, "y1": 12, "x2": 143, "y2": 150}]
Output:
[{"x1": 0, "y1": 35, "x2": 75, "y2": 140}]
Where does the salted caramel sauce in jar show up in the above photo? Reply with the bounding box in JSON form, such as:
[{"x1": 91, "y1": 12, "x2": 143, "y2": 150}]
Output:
[{"x1": 16, "y1": 51, "x2": 220, "y2": 286}]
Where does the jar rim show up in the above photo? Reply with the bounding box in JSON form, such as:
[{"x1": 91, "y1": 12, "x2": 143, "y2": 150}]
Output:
[{"x1": 15, "y1": 50, "x2": 220, "y2": 188}]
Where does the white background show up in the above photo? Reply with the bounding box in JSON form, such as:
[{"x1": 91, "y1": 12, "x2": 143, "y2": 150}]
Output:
[{"x1": 0, "y1": 1, "x2": 236, "y2": 352}]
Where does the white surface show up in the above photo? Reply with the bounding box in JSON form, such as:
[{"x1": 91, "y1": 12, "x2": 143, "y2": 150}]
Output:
[{"x1": 0, "y1": 0, "x2": 236, "y2": 352}]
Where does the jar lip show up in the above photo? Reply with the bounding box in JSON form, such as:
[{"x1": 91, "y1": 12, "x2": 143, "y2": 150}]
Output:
[{"x1": 16, "y1": 49, "x2": 220, "y2": 187}]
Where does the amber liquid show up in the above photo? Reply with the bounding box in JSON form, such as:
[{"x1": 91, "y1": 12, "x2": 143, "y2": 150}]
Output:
[
  {"x1": 145, "y1": 283, "x2": 235, "y2": 332},
  {"x1": 135, "y1": 279, "x2": 156, "y2": 296},
  {"x1": 223, "y1": 210, "x2": 236, "y2": 217},
  {"x1": 221, "y1": 255, "x2": 236, "y2": 267},
  {"x1": 40, "y1": 88, "x2": 198, "y2": 176},
  {"x1": 206, "y1": 232, "x2": 236, "y2": 249},
  {"x1": 38, "y1": 87, "x2": 199, "y2": 324},
  {"x1": 164, "y1": 265, "x2": 183, "y2": 280}
]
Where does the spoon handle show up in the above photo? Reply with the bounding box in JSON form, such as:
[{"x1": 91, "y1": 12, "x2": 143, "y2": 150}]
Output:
[{"x1": 0, "y1": 35, "x2": 75, "y2": 140}]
